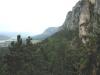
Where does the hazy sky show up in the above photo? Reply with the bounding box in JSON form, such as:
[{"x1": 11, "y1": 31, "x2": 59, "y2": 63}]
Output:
[{"x1": 0, "y1": 0, "x2": 79, "y2": 35}]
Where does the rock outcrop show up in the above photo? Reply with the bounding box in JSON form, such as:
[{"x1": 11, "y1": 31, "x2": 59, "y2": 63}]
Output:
[
  {"x1": 62, "y1": 1, "x2": 81, "y2": 31},
  {"x1": 62, "y1": 0, "x2": 100, "y2": 44},
  {"x1": 79, "y1": 0, "x2": 90, "y2": 44}
]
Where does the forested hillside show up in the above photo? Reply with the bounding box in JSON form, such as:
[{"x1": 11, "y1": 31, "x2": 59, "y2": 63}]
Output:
[
  {"x1": 0, "y1": 0, "x2": 100, "y2": 75},
  {"x1": 0, "y1": 29, "x2": 84, "y2": 75}
]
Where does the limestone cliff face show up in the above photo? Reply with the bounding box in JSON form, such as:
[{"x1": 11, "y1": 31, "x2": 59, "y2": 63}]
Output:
[
  {"x1": 62, "y1": 0, "x2": 100, "y2": 44},
  {"x1": 89, "y1": 0, "x2": 96, "y2": 4},
  {"x1": 79, "y1": 0, "x2": 90, "y2": 44},
  {"x1": 62, "y1": 1, "x2": 81, "y2": 31},
  {"x1": 79, "y1": 0, "x2": 90, "y2": 25}
]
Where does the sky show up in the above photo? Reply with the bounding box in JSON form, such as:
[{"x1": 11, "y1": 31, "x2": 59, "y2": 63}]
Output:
[{"x1": 0, "y1": 0, "x2": 79, "y2": 35}]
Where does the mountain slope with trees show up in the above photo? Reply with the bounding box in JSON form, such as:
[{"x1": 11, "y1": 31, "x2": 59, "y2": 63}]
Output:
[
  {"x1": 32, "y1": 27, "x2": 59, "y2": 40},
  {"x1": 0, "y1": 0, "x2": 100, "y2": 75}
]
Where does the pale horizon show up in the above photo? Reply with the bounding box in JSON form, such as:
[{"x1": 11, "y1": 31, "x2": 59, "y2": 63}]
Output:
[{"x1": 0, "y1": 0, "x2": 79, "y2": 35}]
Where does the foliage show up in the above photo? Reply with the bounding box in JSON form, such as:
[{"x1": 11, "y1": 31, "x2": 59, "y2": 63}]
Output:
[{"x1": 0, "y1": 27, "x2": 99, "y2": 75}]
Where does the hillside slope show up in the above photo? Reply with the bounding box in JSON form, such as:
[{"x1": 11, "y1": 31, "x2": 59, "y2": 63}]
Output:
[
  {"x1": 31, "y1": 0, "x2": 100, "y2": 74},
  {"x1": 1, "y1": 0, "x2": 100, "y2": 75},
  {"x1": 32, "y1": 27, "x2": 59, "y2": 40}
]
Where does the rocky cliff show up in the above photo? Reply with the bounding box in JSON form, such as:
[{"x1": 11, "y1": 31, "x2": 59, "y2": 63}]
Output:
[
  {"x1": 62, "y1": 1, "x2": 81, "y2": 31},
  {"x1": 61, "y1": 0, "x2": 100, "y2": 44}
]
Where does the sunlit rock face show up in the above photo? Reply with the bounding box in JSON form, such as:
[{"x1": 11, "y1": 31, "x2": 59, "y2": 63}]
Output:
[
  {"x1": 61, "y1": 0, "x2": 100, "y2": 44},
  {"x1": 62, "y1": 11, "x2": 73, "y2": 30},
  {"x1": 62, "y1": 1, "x2": 81, "y2": 30},
  {"x1": 79, "y1": 0, "x2": 90, "y2": 44},
  {"x1": 79, "y1": 24, "x2": 89, "y2": 44},
  {"x1": 79, "y1": 0, "x2": 90, "y2": 25},
  {"x1": 89, "y1": 0, "x2": 96, "y2": 4}
]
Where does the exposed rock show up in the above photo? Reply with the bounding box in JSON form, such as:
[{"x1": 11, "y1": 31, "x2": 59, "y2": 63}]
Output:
[
  {"x1": 95, "y1": 0, "x2": 100, "y2": 14},
  {"x1": 89, "y1": 0, "x2": 96, "y2": 5},
  {"x1": 62, "y1": 11, "x2": 73, "y2": 30},
  {"x1": 79, "y1": 0, "x2": 90, "y2": 44},
  {"x1": 62, "y1": 1, "x2": 81, "y2": 31},
  {"x1": 79, "y1": 0, "x2": 90, "y2": 25},
  {"x1": 61, "y1": 0, "x2": 100, "y2": 44}
]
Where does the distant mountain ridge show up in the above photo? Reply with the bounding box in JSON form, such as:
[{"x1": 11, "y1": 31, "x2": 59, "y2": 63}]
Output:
[
  {"x1": 0, "y1": 35, "x2": 10, "y2": 40},
  {"x1": 0, "y1": 27, "x2": 59, "y2": 41},
  {"x1": 0, "y1": 32, "x2": 34, "y2": 39},
  {"x1": 32, "y1": 27, "x2": 59, "y2": 40}
]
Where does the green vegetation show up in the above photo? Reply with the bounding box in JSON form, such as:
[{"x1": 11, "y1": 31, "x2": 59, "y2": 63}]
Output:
[
  {"x1": 0, "y1": 28, "x2": 98, "y2": 75},
  {"x1": 0, "y1": 18, "x2": 100, "y2": 75}
]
